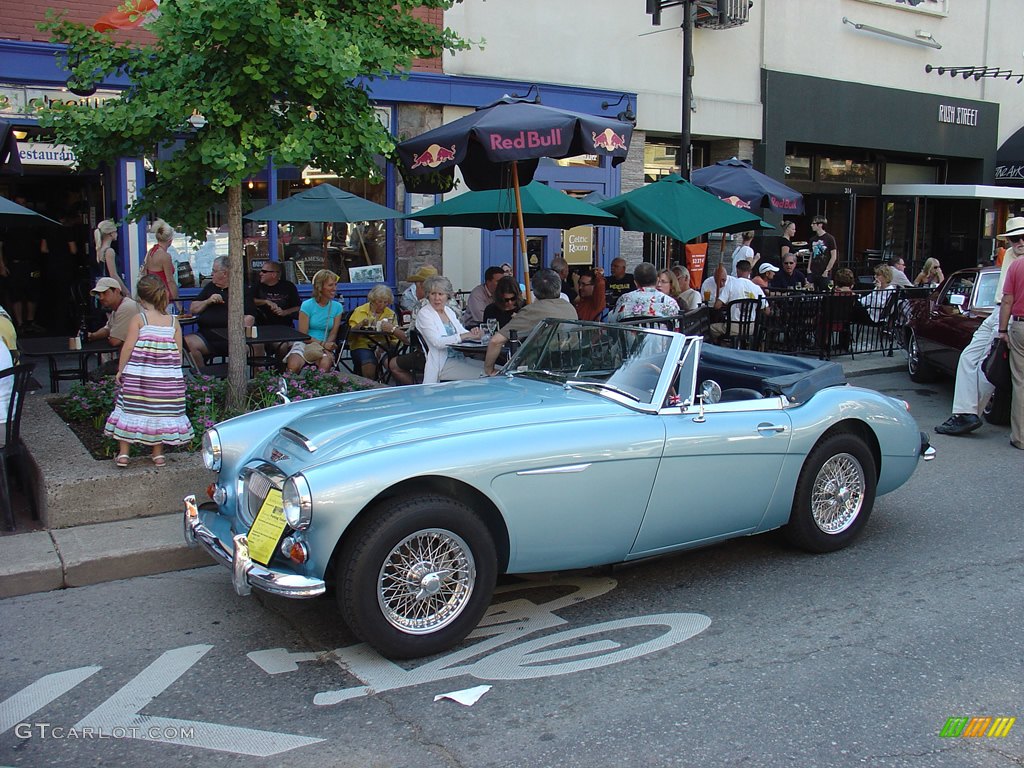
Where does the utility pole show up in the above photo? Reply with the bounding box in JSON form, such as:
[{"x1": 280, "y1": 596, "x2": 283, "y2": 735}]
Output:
[{"x1": 679, "y1": 0, "x2": 693, "y2": 179}]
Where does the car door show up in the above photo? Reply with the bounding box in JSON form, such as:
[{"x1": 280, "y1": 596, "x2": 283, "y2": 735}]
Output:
[
  {"x1": 629, "y1": 396, "x2": 793, "y2": 558},
  {"x1": 919, "y1": 271, "x2": 978, "y2": 372}
]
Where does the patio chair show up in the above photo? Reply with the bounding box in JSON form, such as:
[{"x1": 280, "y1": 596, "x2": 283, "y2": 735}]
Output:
[
  {"x1": 720, "y1": 298, "x2": 761, "y2": 350},
  {"x1": 1, "y1": 363, "x2": 39, "y2": 531}
]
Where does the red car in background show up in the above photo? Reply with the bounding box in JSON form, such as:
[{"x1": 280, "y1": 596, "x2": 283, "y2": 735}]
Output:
[{"x1": 903, "y1": 266, "x2": 1010, "y2": 424}]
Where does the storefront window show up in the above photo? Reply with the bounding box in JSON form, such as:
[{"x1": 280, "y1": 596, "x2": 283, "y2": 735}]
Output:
[
  {"x1": 644, "y1": 142, "x2": 680, "y2": 182},
  {"x1": 784, "y1": 154, "x2": 812, "y2": 181},
  {"x1": 817, "y1": 157, "x2": 878, "y2": 185}
]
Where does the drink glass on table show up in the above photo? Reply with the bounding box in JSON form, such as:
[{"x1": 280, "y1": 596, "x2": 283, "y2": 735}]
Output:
[{"x1": 486, "y1": 318, "x2": 498, "y2": 337}]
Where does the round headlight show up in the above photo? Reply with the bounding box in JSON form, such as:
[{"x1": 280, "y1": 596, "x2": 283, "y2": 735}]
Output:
[
  {"x1": 201, "y1": 429, "x2": 222, "y2": 471},
  {"x1": 282, "y1": 474, "x2": 313, "y2": 530}
]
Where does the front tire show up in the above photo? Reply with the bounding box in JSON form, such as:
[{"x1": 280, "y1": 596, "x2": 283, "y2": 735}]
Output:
[
  {"x1": 785, "y1": 432, "x2": 877, "y2": 553},
  {"x1": 337, "y1": 495, "x2": 497, "y2": 658},
  {"x1": 906, "y1": 330, "x2": 937, "y2": 383}
]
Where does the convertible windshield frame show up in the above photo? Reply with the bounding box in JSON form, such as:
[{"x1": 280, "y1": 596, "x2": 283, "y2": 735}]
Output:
[{"x1": 504, "y1": 319, "x2": 688, "y2": 410}]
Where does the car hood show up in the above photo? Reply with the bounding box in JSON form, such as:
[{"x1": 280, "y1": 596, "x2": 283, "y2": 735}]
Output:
[{"x1": 265, "y1": 376, "x2": 617, "y2": 463}]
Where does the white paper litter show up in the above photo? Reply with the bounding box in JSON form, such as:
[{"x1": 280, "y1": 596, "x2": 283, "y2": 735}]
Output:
[{"x1": 433, "y1": 684, "x2": 492, "y2": 706}]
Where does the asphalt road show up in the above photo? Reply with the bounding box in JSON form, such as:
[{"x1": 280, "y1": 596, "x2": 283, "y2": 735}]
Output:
[{"x1": 1, "y1": 372, "x2": 1021, "y2": 767}]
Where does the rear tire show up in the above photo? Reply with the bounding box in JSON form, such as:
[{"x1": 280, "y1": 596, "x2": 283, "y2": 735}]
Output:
[
  {"x1": 337, "y1": 495, "x2": 497, "y2": 659},
  {"x1": 906, "y1": 330, "x2": 937, "y2": 383},
  {"x1": 983, "y1": 387, "x2": 1011, "y2": 426},
  {"x1": 785, "y1": 432, "x2": 877, "y2": 553}
]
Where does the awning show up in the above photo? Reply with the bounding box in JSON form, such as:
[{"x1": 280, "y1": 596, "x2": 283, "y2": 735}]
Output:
[
  {"x1": 881, "y1": 183, "x2": 1024, "y2": 201},
  {"x1": 996, "y1": 124, "x2": 1024, "y2": 184}
]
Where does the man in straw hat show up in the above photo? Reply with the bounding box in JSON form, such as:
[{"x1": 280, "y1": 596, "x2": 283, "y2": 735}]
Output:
[
  {"x1": 399, "y1": 264, "x2": 437, "y2": 314},
  {"x1": 997, "y1": 224, "x2": 1024, "y2": 449},
  {"x1": 934, "y1": 216, "x2": 1023, "y2": 436}
]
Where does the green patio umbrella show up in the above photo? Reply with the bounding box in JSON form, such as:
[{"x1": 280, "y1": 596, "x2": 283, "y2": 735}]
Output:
[
  {"x1": 244, "y1": 183, "x2": 402, "y2": 223},
  {"x1": 403, "y1": 181, "x2": 618, "y2": 230},
  {"x1": 596, "y1": 173, "x2": 772, "y2": 243},
  {"x1": 0, "y1": 195, "x2": 59, "y2": 226}
]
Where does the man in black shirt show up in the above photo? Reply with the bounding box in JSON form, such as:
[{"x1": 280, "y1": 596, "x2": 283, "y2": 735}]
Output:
[
  {"x1": 251, "y1": 259, "x2": 300, "y2": 326},
  {"x1": 604, "y1": 257, "x2": 633, "y2": 311},
  {"x1": 771, "y1": 254, "x2": 809, "y2": 290},
  {"x1": 185, "y1": 256, "x2": 256, "y2": 369}
]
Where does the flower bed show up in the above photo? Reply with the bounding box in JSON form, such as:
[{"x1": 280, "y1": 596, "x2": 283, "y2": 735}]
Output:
[{"x1": 53, "y1": 369, "x2": 379, "y2": 460}]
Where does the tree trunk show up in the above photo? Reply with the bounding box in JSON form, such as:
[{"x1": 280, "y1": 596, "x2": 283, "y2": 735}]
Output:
[{"x1": 226, "y1": 183, "x2": 247, "y2": 411}]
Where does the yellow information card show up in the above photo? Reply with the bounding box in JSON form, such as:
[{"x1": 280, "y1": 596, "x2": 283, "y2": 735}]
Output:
[{"x1": 247, "y1": 489, "x2": 288, "y2": 566}]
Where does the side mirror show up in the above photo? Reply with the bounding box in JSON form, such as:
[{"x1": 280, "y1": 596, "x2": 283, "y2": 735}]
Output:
[
  {"x1": 947, "y1": 294, "x2": 966, "y2": 308},
  {"x1": 693, "y1": 379, "x2": 721, "y2": 423}
]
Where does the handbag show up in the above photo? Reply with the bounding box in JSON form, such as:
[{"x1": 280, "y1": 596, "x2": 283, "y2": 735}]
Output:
[{"x1": 982, "y1": 338, "x2": 1011, "y2": 391}]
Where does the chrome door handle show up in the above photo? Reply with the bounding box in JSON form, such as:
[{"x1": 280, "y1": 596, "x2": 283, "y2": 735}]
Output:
[{"x1": 756, "y1": 423, "x2": 787, "y2": 434}]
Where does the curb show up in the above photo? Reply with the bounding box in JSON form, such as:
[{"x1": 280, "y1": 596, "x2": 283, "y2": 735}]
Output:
[{"x1": 0, "y1": 513, "x2": 213, "y2": 599}]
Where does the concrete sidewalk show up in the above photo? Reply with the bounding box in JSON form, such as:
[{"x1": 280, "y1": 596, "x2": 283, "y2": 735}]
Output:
[{"x1": 0, "y1": 350, "x2": 908, "y2": 599}]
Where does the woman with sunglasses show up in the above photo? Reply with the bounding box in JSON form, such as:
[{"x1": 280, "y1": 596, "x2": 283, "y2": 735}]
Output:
[{"x1": 483, "y1": 276, "x2": 523, "y2": 328}]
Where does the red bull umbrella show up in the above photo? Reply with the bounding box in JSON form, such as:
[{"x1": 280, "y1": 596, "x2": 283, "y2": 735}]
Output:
[
  {"x1": 690, "y1": 157, "x2": 804, "y2": 215},
  {"x1": 596, "y1": 174, "x2": 772, "y2": 244},
  {"x1": 395, "y1": 94, "x2": 633, "y2": 298}
]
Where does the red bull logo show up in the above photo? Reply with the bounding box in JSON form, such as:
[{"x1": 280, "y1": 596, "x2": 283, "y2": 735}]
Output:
[
  {"x1": 410, "y1": 143, "x2": 457, "y2": 169},
  {"x1": 770, "y1": 195, "x2": 799, "y2": 210},
  {"x1": 488, "y1": 128, "x2": 563, "y2": 151},
  {"x1": 592, "y1": 128, "x2": 628, "y2": 152},
  {"x1": 720, "y1": 195, "x2": 752, "y2": 209}
]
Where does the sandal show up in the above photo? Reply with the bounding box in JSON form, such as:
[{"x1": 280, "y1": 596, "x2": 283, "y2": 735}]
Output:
[
  {"x1": 115, "y1": 454, "x2": 130, "y2": 468},
  {"x1": 152, "y1": 455, "x2": 166, "y2": 468}
]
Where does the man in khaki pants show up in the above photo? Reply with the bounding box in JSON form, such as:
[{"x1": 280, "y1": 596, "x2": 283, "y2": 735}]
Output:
[{"x1": 997, "y1": 239, "x2": 1024, "y2": 450}]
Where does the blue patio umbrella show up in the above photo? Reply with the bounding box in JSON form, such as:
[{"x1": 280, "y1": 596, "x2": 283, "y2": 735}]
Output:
[{"x1": 691, "y1": 157, "x2": 804, "y2": 215}]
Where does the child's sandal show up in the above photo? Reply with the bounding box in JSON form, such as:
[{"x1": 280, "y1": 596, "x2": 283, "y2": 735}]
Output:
[
  {"x1": 152, "y1": 455, "x2": 166, "y2": 468},
  {"x1": 115, "y1": 454, "x2": 130, "y2": 468}
]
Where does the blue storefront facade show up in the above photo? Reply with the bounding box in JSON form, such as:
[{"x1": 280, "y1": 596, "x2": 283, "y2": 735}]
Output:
[{"x1": 1, "y1": 38, "x2": 631, "y2": 316}]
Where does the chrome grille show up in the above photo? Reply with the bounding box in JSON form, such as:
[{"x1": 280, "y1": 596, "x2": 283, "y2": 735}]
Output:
[{"x1": 240, "y1": 463, "x2": 286, "y2": 526}]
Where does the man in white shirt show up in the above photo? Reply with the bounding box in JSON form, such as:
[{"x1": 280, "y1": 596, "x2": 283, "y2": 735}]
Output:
[
  {"x1": 0, "y1": 341, "x2": 13, "y2": 427},
  {"x1": 889, "y1": 258, "x2": 914, "y2": 288}
]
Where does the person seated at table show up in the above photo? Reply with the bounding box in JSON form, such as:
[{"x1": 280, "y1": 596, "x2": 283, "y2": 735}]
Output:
[
  {"x1": 184, "y1": 256, "x2": 256, "y2": 370},
  {"x1": 399, "y1": 264, "x2": 438, "y2": 315},
  {"x1": 610, "y1": 262, "x2": 679, "y2": 322},
  {"x1": 858, "y1": 265, "x2": 896, "y2": 324},
  {"x1": 657, "y1": 268, "x2": 700, "y2": 312},
  {"x1": 285, "y1": 269, "x2": 344, "y2": 373},
  {"x1": 574, "y1": 267, "x2": 607, "y2": 322},
  {"x1": 914, "y1": 257, "x2": 944, "y2": 288},
  {"x1": 483, "y1": 276, "x2": 523, "y2": 329},
  {"x1": 0, "y1": 304, "x2": 17, "y2": 356},
  {"x1": 670, "y1": 265, "x2": 702, "y2": 311},
  {"x1": 770, "y1": 255, "x2": 809, "y2": 290},
  {"x1": 484, "y1": 269, "x2": 578, "y2": 376},
  {"x1": 252, "y1": 259, "x2": 300, "y2": 326},
  {"x1": 348, "y1": 284, "x2": 400, "y2": 381},
  {"x1": 833, "y1": 268, "x2": 856, "y2": 294},
  {"x1": 463, "y1": 266, "x2": 504, "y2": 327},
  {"x1": 0, "y1": 341, "x2": 12, "y2": 424},
  {"x1": 753, "y1": 263, "x2": 778, "y2": 291},
  {"x1": 418, "y1": 275, "x2": 484, "y2": 383},
  {"x1": 86, "y1": 277, "x2": 140, "y2": 377}
]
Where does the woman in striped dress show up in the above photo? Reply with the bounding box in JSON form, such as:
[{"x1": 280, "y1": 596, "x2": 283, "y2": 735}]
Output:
[{"x1": 104, "y1": 275, "x2": 193, "y2": 467}]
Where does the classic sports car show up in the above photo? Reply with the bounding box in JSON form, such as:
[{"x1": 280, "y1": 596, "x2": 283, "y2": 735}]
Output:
[
  {"x1": 904, "y1": 266, "x2": 1010, "y2": 424},
  {"x1": 185, "y1": 320, "x2": 933, "y2": 658}
]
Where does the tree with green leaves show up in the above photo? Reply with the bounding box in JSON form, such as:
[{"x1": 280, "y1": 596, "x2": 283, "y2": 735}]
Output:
[{"x1": 40, "y1": 0, "x2": 469, "y2": 408}]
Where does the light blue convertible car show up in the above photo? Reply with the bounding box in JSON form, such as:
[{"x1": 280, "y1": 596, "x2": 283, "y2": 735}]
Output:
[{"x1": 185, "y1": 320, "x2": 933, "y2": 658}]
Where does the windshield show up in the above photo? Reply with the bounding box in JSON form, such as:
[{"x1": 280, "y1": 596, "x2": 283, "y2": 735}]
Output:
[{"x1": 506, "y1": 320, "x2": 679, "y2": 405}]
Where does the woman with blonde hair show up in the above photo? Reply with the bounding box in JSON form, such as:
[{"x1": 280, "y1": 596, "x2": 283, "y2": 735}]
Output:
[
  {"x1": 286, "y1": 269, "x2": 344, "y2": 372},
  {"x1": 144, "y1": 219, "x2": 178, "y2": 301},
  {"x1": 914, "y1": 257, "x2": 944, "y2": 288},
  {"x1": 348, "y1": 284, "x2": 405, "y2": 381},
  {"x1": 666, "y1": 266, "x2": 701, "y2": 311},
  {"x1": 93, "y1": 219, "x2": 128, "y2": 295}
]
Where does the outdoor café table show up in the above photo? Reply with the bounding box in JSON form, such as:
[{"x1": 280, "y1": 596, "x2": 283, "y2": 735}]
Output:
[
  {"x1": 18, "y1": 336, "x2": 114, "y2": 393},
  {"x1": 208, "y1": 325, "x2": 310, "y2": 375},
  {"x1": 348, "y1": 326, "x2": 409, "y2": 383},
  {"x1": 449, "y1": 339, "x2": 488, "y2": 357}
]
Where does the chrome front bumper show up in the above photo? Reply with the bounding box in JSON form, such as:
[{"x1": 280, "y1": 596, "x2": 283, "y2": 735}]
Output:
[{"x1": 183, "y1": 495, "x2": 325, "y2": 598}]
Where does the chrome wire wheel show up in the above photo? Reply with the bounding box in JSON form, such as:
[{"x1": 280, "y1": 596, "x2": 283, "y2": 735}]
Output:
[
  {"x1": 810, "y1": 452, "x2": 865, "y2": 535},
  {"x1": 377, "y1": 528, "x2": 476, "y2": 635}
]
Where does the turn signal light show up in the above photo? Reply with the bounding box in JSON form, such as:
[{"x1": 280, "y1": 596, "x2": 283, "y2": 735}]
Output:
[
  {"x1": 207, "y1": 483, "x2": 216, "y2": 500},
  {"x1": 280, "y1": 536, "x2": 308, "y2": 564}
]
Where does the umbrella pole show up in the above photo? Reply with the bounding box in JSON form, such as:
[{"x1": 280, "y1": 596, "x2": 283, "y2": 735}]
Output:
[{"x1": 512, "y1": 161, "x2": 532, "y2": 303}]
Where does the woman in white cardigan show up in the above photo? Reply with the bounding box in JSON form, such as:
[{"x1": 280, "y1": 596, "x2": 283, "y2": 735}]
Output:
[{"x1": 417, "y1": 275, "x2": 485, "y2": 383}]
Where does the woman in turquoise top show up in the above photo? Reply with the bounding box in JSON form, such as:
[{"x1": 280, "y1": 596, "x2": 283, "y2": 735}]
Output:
[{"x1": 286, "y1": 269, "x2": 344, "y2": 372}]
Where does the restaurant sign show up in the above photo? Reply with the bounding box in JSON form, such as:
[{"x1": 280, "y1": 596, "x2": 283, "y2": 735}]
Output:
[
  {"x1": 18, "y1": 141, "x2": 77, "y2": 167},
  {"x1": 562, "y1": 226, "x2": 594, "y2": 266}
]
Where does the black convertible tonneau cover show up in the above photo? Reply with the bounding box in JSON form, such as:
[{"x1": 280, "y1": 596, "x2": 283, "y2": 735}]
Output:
[{"x1": 697, "y1": 344, "x2": 847, "y2": 405}]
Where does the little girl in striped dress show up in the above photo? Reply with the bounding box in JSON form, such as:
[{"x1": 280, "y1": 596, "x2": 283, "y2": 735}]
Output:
[{"x1": 104, "y1": 274, "x2": 193, "y2": 467}]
